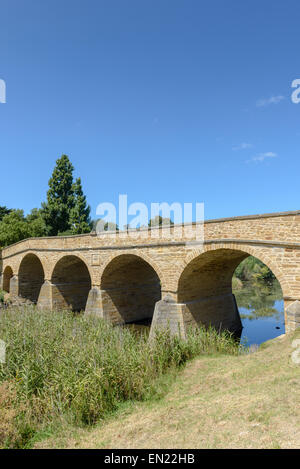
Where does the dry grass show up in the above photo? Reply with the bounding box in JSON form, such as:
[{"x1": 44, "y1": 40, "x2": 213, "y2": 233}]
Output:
[
  {"x1": 0, "y1": 381, "x2": 25, "y2": 448},
  {"x1": 36, "y1": 330, "x2": 300, "y2": 449}
]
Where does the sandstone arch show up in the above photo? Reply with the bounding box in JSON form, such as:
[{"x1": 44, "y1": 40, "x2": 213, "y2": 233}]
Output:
[
  {"x1": 51, "y1": 255, "x2": 91, "y2": 311},
  {"x1": 2, "y1": 266, "x2": 13, "y2": 293},
  {"x1": 180, "y1": 244, "x2": 287, "y2": 296},
  {"x1": 100, "y1": 253, "x2": 162, "y2": 324},
  {"x1": 18, "y1": 254, "x2": 44, "y2": 303},
  {"x1": 177, "y1": 247, "x2": 284, "y2": 334},
  {"x1": 99, "y1": 250, "x2": 166, "y2": 291}
]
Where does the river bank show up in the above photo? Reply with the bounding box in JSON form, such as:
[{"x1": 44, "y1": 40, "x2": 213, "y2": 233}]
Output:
[{"x1": 36, "y1": 328, "x2": 300, "y2": 449}]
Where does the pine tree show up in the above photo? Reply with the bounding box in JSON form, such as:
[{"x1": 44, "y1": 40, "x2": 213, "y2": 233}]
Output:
[
  {"x1": 42, "y1": 155, "x2": 75, "y2": 236},
  {"x1": 69, "y1": 177, "x2": 91, "y2": 234}
]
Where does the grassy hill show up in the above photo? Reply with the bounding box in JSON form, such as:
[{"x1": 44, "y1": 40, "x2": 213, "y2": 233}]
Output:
[{"x1": 37, "y1": 329, "x2": 300, "y2": 449}]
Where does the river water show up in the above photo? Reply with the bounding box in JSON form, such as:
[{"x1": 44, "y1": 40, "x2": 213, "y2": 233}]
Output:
[{"x1": 233, "y1": 279, "x2": 284, "y2": 346}]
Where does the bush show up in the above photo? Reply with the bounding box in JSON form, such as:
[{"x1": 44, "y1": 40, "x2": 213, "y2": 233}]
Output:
[{"x1": 234, "y1": 256, "x2": 275, "y2": 282}]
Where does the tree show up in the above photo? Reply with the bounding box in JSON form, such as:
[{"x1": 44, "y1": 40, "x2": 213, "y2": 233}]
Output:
[
  {"x1": 91, "y1": 219, "x2": 118, "y2": 232},
  {"x1": 69, "y1": 178, "x2": 91, "y2": 234},
  {"x1": 234, "y1": 256, "x2": 275, "y2": 282},
  {"x1": 0, "y1": 206, "x2": 11, "y2": 222},
  {"x1": 148, "y1": 215, "x2": 174, "y2": 227},
  {"x1": 0, "y1": 156, "x2": 91, "y2": 244},
  {"x1": 26, "y1": 208, "x2": 47, "y2": 238},
  {"x1": 0, "y1": 210, "x2": 30, "y2": 247},
  {"x1": 41, "y1": 155, "x2": 75, "y2": 236},
  {"x1": 0, "y1": 209, "x2": 47, "y2": 248}
]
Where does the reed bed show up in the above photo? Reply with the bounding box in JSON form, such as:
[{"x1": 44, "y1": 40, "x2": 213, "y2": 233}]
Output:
[{"x1": 0, "y1": 306, "x2": 239, "y2": 447}]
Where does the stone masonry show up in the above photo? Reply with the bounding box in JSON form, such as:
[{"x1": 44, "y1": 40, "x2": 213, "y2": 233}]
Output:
[{"x1": 1, "y1": 210, "x2": 300, "y2": 337}]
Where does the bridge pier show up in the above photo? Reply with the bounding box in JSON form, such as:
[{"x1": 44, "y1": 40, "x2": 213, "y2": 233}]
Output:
[
  {"x1": 149, "y1": 292, "x2": 242, "y2": 339},
  {"x1": 37, "y1": 280, "x2": 53, "y2": 310},
  {"x1": 285, "y1": 300, "x2": 300, "y2": 333},
  {"x1": 36, "y1": 279, "x2": 94, "y2": 313},
  {"x1": 85, "y1": 286, "x2": 104, "y2": 317},
  {"x1": 182, "y1": 292, "x2": 242, "y2": 335},
  {"x1": 9, "y1": 275, "x2": 19, "y2": 300},
  {"x1": 36, "y1": 282, "x2": 102, "y2": 313},
  {"x1": 149, "y1": 295, "x2": 186, "y2": 339}
]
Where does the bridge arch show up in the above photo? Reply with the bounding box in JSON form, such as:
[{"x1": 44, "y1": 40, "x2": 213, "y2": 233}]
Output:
[
  {"x1": 177, "y1": 245, "x2": 285, "y2": 333},
  {"x1": 100, "y1": 253, "x2": 162, "y2": 324},
  {"x1": 2, "y1": 265, "x2": 13, "y2": 292},
  {"x1": 180, "y1": 243, "x2": 290, "y2": 299},
  {"x1": 51, "y1": 255, "x2": 91, "y2": 311},
  {"x1": 99, "y1": 250, "x2": 166, "y2": 290},
  {"x1": 18, "y1": 253, "x2": 44, "y2": 303}
]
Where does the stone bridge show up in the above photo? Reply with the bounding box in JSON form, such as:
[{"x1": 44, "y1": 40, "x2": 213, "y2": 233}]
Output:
[{"x1": 1, "y1": 210, "x2": 300, "y2": 336}]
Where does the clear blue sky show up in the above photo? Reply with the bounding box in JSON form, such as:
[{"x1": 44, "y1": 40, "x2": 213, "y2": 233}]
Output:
[{"x1": 1, "y1": 0, "x2": 300, "y2": 221}]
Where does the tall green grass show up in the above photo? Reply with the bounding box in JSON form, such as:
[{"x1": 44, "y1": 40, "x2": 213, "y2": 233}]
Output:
[
  {"x1": 0, "y1": 306, "x2": 239, "y2": 447},
  {"x1": 0, "y1": 289, "x2": 5, "y2": 304}
]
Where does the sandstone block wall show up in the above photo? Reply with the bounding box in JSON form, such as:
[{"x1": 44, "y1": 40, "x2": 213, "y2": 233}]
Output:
[{"x1": 1, "y1": 210, "x2": 300, "y2": 335}]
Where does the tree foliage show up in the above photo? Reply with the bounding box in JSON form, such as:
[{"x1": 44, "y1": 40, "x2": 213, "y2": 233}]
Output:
[
  {"x1": 0, "y1": 209, "x2": 46, "y2": 248},
  {"x1": 91, "y1": 220, "x2": 119, "y2": 232},
  {"x1": 69, "y1": 178, "x2": 91, "y2": 234},
  {"x1": 41, "y1": 155, "x2": 75, "y2": 236},
  {"x1": 148, "y1": 216, "x2": 174, "y2": 227},
  {"x1": 0, "y1": 206, "x2": 11, "y2": 222},
  {"x1": 41, "y1": 155, "x2": 91, "y2": 236},
  {"x1": 234, "y1": 256, "x2": 275, "y2": 282},
  {"x1": 0, "y1": 154, "x2": 91, "y2": 247},
  {"x1": 26, "y1": 208, "x2": 47, "y2": 238}
]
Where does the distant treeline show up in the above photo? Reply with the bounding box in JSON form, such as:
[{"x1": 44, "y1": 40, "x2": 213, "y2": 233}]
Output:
[{"x1": 234, "y1": 256, "x2": 275, "y2": 282}]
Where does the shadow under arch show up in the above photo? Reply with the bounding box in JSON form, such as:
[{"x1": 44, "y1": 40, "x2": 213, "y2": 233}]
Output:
[
  {"x1": 18, "y1": 254, "x2": 44, "y2": 302},
  {"x1": 177, "y1": 247, "x2": 284, "y2": 335},
  {"x1": 100, "y1": 254, "x2": 162, "y2": 324},
  {"x1": 51, "y1": 255, "x2": 91, "y2": 312},
  {"x1": 2, "y1": 266, "x2": 13, "y2": 293}
]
